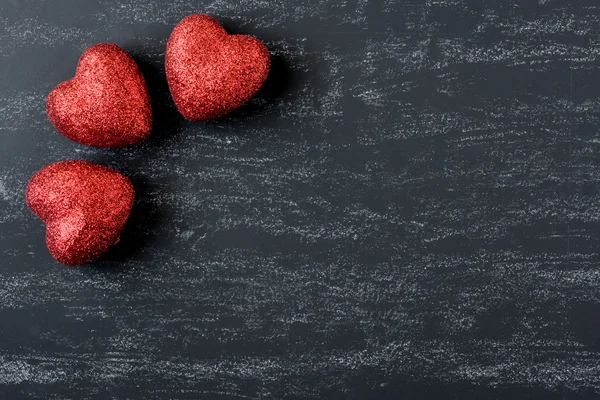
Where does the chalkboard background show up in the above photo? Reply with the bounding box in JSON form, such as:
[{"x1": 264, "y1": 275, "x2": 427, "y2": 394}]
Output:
[{"x1": 1, "y1": 0, "x2": 599, "y2": 399}]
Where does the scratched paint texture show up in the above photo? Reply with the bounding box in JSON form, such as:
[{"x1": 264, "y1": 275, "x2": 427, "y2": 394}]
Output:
[{"x1": 0, "y1": 0, "x2": 599, "y2": 399}]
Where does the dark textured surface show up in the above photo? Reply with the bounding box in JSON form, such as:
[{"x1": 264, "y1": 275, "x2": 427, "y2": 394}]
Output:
[{"x1": 0, "y1": 0, "x2": 599, "y2": 399}]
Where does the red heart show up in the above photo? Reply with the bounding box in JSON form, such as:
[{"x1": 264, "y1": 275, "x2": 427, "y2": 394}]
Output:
[
  {"x1": 26, "y1": 161, "x2": 135, "y2": 266},
  {"x1": 166, "y1": 14, "x2": 271, "y2": 120},
  {"x1": 47, "y1": 44, "x2": 152, "y2": 147}
]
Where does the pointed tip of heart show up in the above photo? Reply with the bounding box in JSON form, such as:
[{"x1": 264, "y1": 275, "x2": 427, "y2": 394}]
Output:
[
  {"x1": 46, "y1": 43, "x2": 152, "y2": 148},
  {"x1": 46, "y1": 215, "x2": 123, "y2": 266},
  {"x1": 27, "y1": 161, "x2": 135, "y2": 266},
  {"x1": 166, "y1": 14, "x2": 271, "y2": 121}
]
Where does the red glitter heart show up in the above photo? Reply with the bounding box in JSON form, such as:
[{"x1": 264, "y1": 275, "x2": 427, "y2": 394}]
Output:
[
  {"x1": 47, "y1": 44, "x2": 152, "y2": 147},
  {"x1": 166, "y1": 14, "x2": 271, "y2": 120},
  {"x1": 26, "y1": 161, "x2": 135, "y2": 266}
]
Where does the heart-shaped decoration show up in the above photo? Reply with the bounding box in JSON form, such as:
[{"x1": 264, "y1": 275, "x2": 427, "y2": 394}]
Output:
[
  {"x1": 166, "y1": 14, "x2": 271, "y2": 120},
  {"x1": 47, "y1": 44, "x2": 152, "y2": 147},
  {"x1": 26, "y1": 161, "x2": 135, "y2": 266}
]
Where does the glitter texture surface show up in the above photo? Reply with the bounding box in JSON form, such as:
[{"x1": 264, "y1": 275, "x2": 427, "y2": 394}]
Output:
[
  {"x1": 47, "y1": 44, "x2": 152, "y2": 147},
  {"x1": 165, "y1": 14, "x2": 271, "y2": 120},
  {"x1": 26, "y1": 161, "x2": 135, "y2": 266}
]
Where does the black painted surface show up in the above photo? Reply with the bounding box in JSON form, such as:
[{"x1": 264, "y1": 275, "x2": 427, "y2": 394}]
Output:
[{"x1": 1, "y1": 0, "x2": 599, "y2": 399}]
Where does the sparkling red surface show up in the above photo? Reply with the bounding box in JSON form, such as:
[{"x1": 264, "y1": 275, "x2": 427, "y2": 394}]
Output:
[
  {"x1": 166, "y1": 14, "x2": 271, "y2": 120},
  {"x1": 47, "y1": 44, "x2": 152, "y2": 147},
  {"x1": 26, "y1": 161, "x2": 135, "y2": 266}
]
